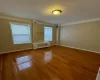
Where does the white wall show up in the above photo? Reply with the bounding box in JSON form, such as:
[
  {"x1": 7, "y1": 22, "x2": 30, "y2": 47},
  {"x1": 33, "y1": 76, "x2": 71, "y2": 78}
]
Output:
[{"x1": 60, "y1": 20, "x2": 100, "y2": 53}]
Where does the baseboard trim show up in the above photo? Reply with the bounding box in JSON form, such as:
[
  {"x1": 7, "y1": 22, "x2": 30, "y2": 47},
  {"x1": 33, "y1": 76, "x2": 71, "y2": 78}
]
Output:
[
  {"x1": 0, "y1": 48, "x2": 33, "y2": 54},
  {"x1": 1, "y1": 45, "x2": 99, "y2": 54},
  {"x1": 59, "y1": 45, "x2": 100, "y2": 54},
  {"x1": 0, "y1": 44, "x2": 57, "y2": 54}
]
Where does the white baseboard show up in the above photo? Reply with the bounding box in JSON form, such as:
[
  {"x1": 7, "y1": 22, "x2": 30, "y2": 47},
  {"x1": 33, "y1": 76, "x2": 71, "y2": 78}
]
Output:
[
  {"x1": 59, "y1": 45, "x2": 100, "y2": 54},
  {"x1": 1, "y1": 45, "x2": 99, "y2": 54},
  {"x1": 0, "y1": 48, "x2": 33, "y2": 54},
  {"x1": 0, "y1": 44, "x2": 57, "y2": 54}
]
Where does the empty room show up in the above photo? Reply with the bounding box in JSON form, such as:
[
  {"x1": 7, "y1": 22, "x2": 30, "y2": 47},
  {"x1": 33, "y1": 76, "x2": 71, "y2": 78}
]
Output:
[{"x1": 0, "y1": 0, "x2": 100, "y2": 80}]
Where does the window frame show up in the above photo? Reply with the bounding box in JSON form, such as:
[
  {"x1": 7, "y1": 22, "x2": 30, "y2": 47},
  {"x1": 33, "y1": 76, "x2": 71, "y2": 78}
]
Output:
[
  {"x1": 10, "y1": 22, "x2": 32, "y2": 44},
  {"x1": 44, "y1": 26, "x2": 53, "y2": 41}
]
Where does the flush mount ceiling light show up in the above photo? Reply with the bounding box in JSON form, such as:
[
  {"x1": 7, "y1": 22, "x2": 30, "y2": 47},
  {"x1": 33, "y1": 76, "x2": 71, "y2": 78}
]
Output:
[{"x1": 52, "y1": 10, "x2": 62, "y2": 15}]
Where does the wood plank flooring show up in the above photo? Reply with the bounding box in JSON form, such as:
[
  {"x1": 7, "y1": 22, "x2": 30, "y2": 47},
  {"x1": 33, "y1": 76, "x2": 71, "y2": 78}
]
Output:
[{"x1": 0, "y1": 46, "x2": 100, "y2": 80}]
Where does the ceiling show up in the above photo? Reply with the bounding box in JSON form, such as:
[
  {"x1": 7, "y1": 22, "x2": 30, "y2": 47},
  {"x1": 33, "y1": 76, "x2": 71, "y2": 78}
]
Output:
[{"x1": 0, "y1": 0, "x2": 100, "y2": 25}]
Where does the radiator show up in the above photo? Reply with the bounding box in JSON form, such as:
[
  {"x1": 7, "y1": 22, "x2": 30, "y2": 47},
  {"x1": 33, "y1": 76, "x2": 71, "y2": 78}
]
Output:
[
  {"x1": 96, "y1": 68, "x2": 100, "y2": 80},
  {"x1": 33, "y1": 41, "x2": 50, "y2": 49}
]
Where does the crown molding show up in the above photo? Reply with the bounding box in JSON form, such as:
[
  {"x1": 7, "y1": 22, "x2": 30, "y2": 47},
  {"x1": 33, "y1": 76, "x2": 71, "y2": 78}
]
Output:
[
  {"x1": 32, "y1": 20, "x2": 57, "y2": 26},
  {"x1": 0, "y1": 14, "x2": 56, "y2": 26},
  {"x1": 0, "y1": 14, "x2": 33, "y2": 23},
  {"x1": 61, "y1": 18, "x2": 100, "y2": 26}
]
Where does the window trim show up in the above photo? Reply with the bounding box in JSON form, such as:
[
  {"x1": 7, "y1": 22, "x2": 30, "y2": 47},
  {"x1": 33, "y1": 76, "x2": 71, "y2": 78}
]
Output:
[
  {"x1": 10, "y1": 22, "x2": 32, "y2": 44},
  {"x1": 44, "y1": 26, "x2": 53, "y2": 41}
]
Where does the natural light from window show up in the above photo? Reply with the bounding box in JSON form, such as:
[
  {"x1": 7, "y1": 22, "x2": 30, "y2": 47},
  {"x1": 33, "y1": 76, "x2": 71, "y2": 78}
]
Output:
[
  {"x1": 16, "y1": 56, "x2": 32, "y2": 70},
  {"x1": 10, "y1": 23, "x2": 31, "y2": 44},
  {"x1": 44, "y1": 27, "x2": 52, "y2": 41}
]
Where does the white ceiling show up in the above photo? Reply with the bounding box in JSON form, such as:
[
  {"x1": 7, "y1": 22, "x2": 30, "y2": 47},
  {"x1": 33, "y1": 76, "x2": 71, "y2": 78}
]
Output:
[{"x1": 0, "y1": 0, "x2": 100, "y2": 25}]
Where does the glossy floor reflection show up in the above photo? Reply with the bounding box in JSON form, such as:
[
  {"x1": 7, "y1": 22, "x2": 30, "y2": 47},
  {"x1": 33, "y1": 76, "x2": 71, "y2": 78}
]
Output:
[
  {"x1": 16, "y1": 56, "x2": 32, "y2": 70},
  {"x1": 0, "y1": 46, "x2": 100, "y2": 80},
  {"x1": 44, "y1": 50, "x2": 52, "y2": 63}
]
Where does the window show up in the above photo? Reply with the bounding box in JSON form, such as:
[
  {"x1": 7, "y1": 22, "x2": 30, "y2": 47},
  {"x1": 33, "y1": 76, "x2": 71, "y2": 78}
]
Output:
[
  {"x1": 44, "y1": 27, "x2": 52, "y2": 41},
  {"x1": 10, "y1": 23, "x2": 31, "y2": 44}
]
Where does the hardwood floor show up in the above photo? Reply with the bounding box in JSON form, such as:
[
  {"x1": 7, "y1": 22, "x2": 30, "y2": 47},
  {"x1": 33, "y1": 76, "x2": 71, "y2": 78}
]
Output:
[{"x1": 0, "y1": 46, "x2": 100, "y2": 80}]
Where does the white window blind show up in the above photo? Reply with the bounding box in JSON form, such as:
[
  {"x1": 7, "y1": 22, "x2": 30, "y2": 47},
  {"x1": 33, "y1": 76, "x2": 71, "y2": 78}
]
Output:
[
  {"x1": 44, "y1": 27, "x2": 52, "y2": 41},
  {"x1": 10, "y1": 23, "x2": 31, "y2": 44}
]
